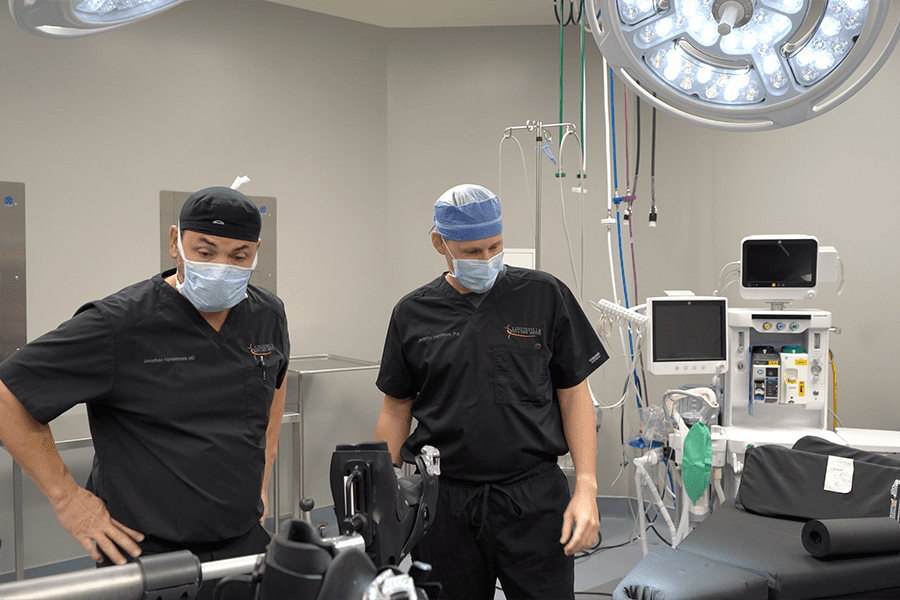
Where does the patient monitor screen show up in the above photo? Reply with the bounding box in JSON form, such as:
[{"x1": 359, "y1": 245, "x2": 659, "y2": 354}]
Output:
[
  {"x1": 742, "y1": 238, "x2": 817, "y2": 289},
  {"x1": 648, "y1": 298, "x2": 727, "y2": 375}
]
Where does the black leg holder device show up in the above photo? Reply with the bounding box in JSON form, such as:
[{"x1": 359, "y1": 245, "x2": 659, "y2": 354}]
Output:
[
  {"x1": 214, "y1": 520, "x2": 336, "y2": 600},
  {"x1": 330, "y1": 442, "x2": 440, "y2": 567}
]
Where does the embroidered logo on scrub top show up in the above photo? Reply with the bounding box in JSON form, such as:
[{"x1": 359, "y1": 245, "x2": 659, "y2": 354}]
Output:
[
  {"x1": 248, "y1": 343, "x2": 275, "y2": 355},
  {"x1": 506, "y1": 324, "x2": 542, "y2": 339}
]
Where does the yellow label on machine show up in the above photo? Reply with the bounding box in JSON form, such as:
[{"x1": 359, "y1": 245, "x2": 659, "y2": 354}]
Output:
[
  {"x1": 768, "y1": 361, "x2": 779, "y2": 365},
  {"x1": 795, "y1": 359, "x2": 808, "y2": 365},
  {"x1": 799, "y1": 382, "x2": 806, "y2": 396}
]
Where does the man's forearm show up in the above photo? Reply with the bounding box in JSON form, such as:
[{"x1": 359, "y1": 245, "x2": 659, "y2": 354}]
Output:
[
  {"x1": 558, "y1": 380, "x2": 598, "y2": 494},
  {"x1": 375, "y1": 395, "x2": 413, "y2": 467},
  {"x1": 0, "y1": 379, "x2": 78, "y2": 504}
]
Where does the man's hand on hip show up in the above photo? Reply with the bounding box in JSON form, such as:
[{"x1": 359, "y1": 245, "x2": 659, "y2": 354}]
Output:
[{"x1": 52, "y1": 486, "x2": 144, "y2": 565}]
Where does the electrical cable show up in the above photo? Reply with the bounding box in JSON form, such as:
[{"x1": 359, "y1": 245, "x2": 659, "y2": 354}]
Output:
[
  {"x1": 554, "y1": 0, "x2": 583, "y2": 26},
  {"x1": 559, "y1": 0, "x2": 565, "y2": 144},
  {"x1": 609, "y1": 69, "x2": 641, "y2": 409},
  {"x1": 831, "y1": 349, "x2": 838, "y2": 430},
  {"x1": 602, "y1": 58, "x2": 632, "y2": 423},
  {"x1": 580, "y1": 0, "x2": 586, "y2": 163},
  {"x1": 579, "y1": 0, "x2": 587, "y2": 304},
  {"x1": 649, "y1": 103, "x2": 658, "y2": 226},
  {"x1": 498, "y1": 133, "x2": 535, "y2": 237},
  {"x1": 558, "y1": 130, "x2": 585, "y2": 297},
  {"x1": 633, "y1": 97, "x2": 641, "y2": 194},
  {"x1": 623, "y1": 78, "x2": 631, "y2": 197},
  {"x1": 609, "y1": 68, "x2": 619, "y2": 194}
]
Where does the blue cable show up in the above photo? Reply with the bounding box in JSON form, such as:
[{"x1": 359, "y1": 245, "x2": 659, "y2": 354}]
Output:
[
  {"x1": 609, "y1": 67, "x2": 618, "y2": 191},
  {"x1": 616, "y1": 211, "x2": 642, "y2": 409}
]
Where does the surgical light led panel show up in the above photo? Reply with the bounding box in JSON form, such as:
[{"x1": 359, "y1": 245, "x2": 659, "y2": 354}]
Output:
[
  {"x1": 588, "y1": 0, "x2": 900, "y2": 130},
  {"x1": 9, "y1": 0, "x2": 186, "y2": 38}
]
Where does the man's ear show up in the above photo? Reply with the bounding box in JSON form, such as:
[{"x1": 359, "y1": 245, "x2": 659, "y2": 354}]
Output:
[
  {"x1": 168, "y1": 225, "x2": 179, "y2": 260},
  {"x1": 431, "y1": 232, "x2": 446, "y2": 256}
]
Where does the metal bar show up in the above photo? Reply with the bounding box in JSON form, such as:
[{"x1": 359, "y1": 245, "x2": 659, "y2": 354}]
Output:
[
  {"x1": 299, "y1": 396, "x2": 305, "y2": 501},
  {"x1": 292, "y1": 420, "x2": 301, "y2": 519},
  {"x1": 200, "y1": 553, "x2": 262, "y2": 583},
  {"x1": 54, "y1": 438, "x2": 93, "y2": 452},
  {"x1": 12, "y1": 462, "x2": 24, "y2": 581},
  {"x1": 0, "y1": 563, "x2": 145, "y2": 600},
  {"x1": 535, "y1": 120, "x2": 542, "y2": 271},
  {"x1": 0, "y1": 553, "x2": 262, "y2": 600},
  {"x1": 273, "y1": 450, "x2": 281, "y2": 535},
  {"x1": 287, "y1": 354, "x2": 379, "y2": 374},
  {"x1": 504, "y1": 122, "x2": 576, "y2": 133}
]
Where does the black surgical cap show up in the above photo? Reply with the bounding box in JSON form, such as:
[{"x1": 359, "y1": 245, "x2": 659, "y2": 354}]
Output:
[{"x1": 179, "y1": 187, "x2": 262, "y2": 242}]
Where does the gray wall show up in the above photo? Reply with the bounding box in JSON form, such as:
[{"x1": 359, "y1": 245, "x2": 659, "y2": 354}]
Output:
[{"x1": 1, "y1": 0, "x2": 899, "y2": 572}]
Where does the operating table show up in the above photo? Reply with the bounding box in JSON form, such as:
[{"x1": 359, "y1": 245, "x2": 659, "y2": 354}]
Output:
[{"x1": 615, "y1": 437, "x2": 900, "y2": 600}]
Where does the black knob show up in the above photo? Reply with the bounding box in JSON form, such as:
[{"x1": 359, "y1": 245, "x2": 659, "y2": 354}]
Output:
[
  {"x1": 341, "y1": 513, "x2": 368, "y2": 536},
  {"x1": 299, "y1": 498, "x2": 315, "y2": 512}
]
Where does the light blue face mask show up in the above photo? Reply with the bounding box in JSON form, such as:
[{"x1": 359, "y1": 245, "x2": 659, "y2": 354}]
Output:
[
  {"x1": 176, "y1": 227, "x2": 258, "y2": 313},
  {"x1": 444, "y1": 239, "x2": 504, "y2": 294}
]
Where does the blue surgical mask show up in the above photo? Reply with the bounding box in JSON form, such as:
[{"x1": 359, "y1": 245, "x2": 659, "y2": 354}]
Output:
[
  {"x1": 176, "y1": 226, "x2": 257, "y2": 313},
  {"x1": 444, "y1": 239, "x2": 504, "y2": 294}
]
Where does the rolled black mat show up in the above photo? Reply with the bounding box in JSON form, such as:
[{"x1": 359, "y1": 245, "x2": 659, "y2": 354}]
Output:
[{"x1": 802, "y1": 517, "x2": 900, "y2": 558}]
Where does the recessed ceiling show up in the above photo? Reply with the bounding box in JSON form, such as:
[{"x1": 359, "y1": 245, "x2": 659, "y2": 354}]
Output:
[{"x1": 266, "y1": 0, "x2": 564, "y2": 28}]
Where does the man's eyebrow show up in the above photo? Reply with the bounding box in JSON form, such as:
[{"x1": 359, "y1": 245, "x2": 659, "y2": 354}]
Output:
[{"x1": 193, "y1": 235, "x2": 252, "y2": 251}]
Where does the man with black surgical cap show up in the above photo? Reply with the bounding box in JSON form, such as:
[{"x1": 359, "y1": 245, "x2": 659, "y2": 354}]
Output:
[
  {"x1": 375, "y1": 184, "x2": 608, "y2": 600},
  {"x1": 0, "y1": 187, "x2": 289, "y2": 584}
]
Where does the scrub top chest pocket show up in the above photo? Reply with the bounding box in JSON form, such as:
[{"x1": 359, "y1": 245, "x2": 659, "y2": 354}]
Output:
[
  {"x1": 242, "y1": 363, "x2": 278, "y2": 439},
  {"x1": 492, "y1": 343, "x2": 552, "y2": 405}
]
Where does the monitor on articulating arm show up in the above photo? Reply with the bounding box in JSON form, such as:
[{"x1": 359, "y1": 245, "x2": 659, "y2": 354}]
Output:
[
  {"x1": 647, "y1": 296, "x2": 728, "y2": 376},
  {"x1": 740, "y1": 235, "x2": 818, "y2": 305}
]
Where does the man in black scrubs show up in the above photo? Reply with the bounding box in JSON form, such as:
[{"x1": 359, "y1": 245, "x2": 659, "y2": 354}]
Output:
[
  {"x1": 0, "y1": 187, "x2": 289, "y2": 581},
  {"x1": 375, "y1": 184, "x2": 608, "y2": 600}
]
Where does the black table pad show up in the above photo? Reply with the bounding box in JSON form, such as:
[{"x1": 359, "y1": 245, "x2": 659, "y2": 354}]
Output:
[{"x1": 677, "y1": 502, "x2": 900, "y2": 599}]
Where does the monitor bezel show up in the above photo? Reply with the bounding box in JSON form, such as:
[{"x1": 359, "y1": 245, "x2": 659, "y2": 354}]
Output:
[
  {"x1": 646, "y1": 296, "x2": 729, "y2": 376},
  {"x1": 740, "y1": 235, "x2": 819, "y2": 302}
]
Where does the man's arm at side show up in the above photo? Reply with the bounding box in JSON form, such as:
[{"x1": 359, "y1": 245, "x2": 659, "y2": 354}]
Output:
[
  {"x1": 0, "y1": 378, "x2": 144, "y2": 564},
  {"x1": 260, "y1": 379, "x2": 287, "y2": 524},
  {"x1": 375, "y1": 394, "x2": 413, "y2": 468},
  {"x1": 557, "y1": 379, "x2": 600, "y2": 556}
]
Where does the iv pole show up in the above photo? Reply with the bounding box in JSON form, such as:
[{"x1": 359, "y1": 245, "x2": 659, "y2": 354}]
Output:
[{"x1": 503, "y1": 120, "x2": 577, "y2": 271}]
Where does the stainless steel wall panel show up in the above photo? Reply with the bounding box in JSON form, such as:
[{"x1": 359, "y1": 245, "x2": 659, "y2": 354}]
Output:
[{"x1": 0, "y1": 182, "x2": 26, "y2": 362}]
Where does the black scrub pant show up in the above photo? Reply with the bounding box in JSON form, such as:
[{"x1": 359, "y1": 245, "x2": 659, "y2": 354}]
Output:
[
  {"x1": 98, "y1": 522, "x2": 272, "y2": 600},
  {"x1": 413, "y1": 462, "x2": 575, "y2": 600}
]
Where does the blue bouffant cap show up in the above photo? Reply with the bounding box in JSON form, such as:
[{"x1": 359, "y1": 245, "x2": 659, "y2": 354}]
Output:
[
  {"x1": 179, "y1": 186, "x2": 261, "y2": 242},
  {"x1": 433, "y1": 184, "x2": 503, "y2": 241}
]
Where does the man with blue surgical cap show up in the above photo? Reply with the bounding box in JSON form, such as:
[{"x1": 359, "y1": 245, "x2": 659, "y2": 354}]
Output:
[
  {"x1": 0, "y1": 187, "x2": 289, "y2": 597},
  {"x1": 375, "y1": 184, "x2": 609, "y2": 600}
]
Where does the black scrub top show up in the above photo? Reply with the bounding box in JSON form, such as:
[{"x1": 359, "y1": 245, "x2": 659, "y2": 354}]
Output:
[
  {"x1": 0, "y1": 269, "x2": 290, "y2": 544},
  {"x1": 377, "y1": 266, "x2": 608, "y2": 483}
]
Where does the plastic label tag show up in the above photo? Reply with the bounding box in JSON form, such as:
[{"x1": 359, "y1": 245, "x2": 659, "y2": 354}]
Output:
[
  {"x1": 891, "y1": 480, "x2": 899, "y2": 520},
  {"x1": 823, "y1": 455, "x2": 854, "y2": 494}
]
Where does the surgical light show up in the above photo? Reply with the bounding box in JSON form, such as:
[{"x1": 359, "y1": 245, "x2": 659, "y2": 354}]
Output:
[
  {"x1": 9, "y1": 0, "x2": 187, "y2": 38},
  {"x1": 587, "y1": 0, "x2": 900, "y2": 130}
]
